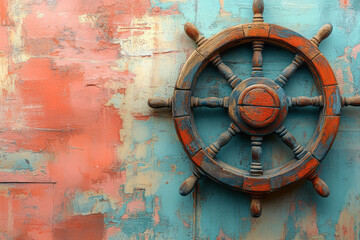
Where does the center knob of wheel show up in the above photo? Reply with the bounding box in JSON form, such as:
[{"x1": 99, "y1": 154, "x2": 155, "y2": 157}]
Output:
[
  {"x1": 228, "y1": 78, "x2": 288, "y2": 135},
  {"x1": 238, "y1": 84, "x2": 281, "y2": 128}
]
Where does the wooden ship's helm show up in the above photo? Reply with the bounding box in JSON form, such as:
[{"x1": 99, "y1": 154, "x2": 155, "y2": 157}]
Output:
[{"x1": 148, "y1": 0, "x2": 360, "y2": 217}]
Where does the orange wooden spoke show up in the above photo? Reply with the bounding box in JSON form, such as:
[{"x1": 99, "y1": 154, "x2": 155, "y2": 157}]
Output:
[
  {"x1": 206, "y1": 124, "x2": 240, "y2": 157},
  {"x1": 275, "y1": 126, "x2": 307, "y2": 160},
  {"x1": 252, "y1": 0, "x2": 264, "y2": 23},
  {"x1": 191, "y1": 96, "x2": 229, "y2": 108},
  {"x1": 250, "y1": 136, "x2": 263, "y2": 175},
  {"x1": 289, "y1": 96, "x2": 323, "y2": 107}
]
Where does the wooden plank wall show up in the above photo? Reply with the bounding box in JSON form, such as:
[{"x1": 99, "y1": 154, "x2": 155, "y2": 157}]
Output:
[{"x1": 0, "y1": 0, "x2": 359, "y2": 239}]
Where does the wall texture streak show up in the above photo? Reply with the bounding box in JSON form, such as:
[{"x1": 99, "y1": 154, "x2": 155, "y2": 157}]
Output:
[{"x1": 0, "y1": 0, "x2": 359, "y2": 239}]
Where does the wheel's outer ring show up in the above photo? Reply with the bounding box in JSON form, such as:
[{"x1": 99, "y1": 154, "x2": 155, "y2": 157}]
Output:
[{"x1": 173, "y1": 23, "x2": 341, "y2": 194}]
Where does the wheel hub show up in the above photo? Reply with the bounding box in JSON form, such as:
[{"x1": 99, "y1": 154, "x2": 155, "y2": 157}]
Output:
[
  {"x1": 238, "y1": 84, "x2": 280, "y2": 128},
  {"x1": 228, "y1": 77, "x2": 288, "y2": 135}
]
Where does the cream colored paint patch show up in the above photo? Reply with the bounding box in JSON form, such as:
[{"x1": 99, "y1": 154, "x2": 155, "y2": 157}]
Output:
[
  {"x1": 124, "y1": 171, "x2": 163, "y2": 197},
  {"x1": 7, "y1": 0, "x2": 30, "y2": 63},
  {"x1": 120, "y1": 14, "x2": 184, "y2": 57},
  {"x1": 0, "y1": 56, "x2": 14, "y2": 94},
  {"x1": 336, "y1": 191, "x2": 360, "y2": 239},
  {"x1": 293, "y1": 206, "x2": 322, "y2": 240},
  {"x1": 110, "y1": 15, "x2": 183, "y2": 148},
  {"x1": 122, "y1": 140, "x2": 163, "y2": 196},
  {"x1": 108, "y1": 12, "x2": 186, "y2": 196},
  {"x1": 78, "y1": 13, "x2": 101, "y2": 27}
]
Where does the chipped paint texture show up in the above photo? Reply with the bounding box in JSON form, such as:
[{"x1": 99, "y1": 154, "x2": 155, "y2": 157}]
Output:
[{"x1": 0, "y1": 0, "x2": 359, "y2": 239}]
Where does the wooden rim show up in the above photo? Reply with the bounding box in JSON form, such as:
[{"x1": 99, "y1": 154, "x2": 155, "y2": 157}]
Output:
[{"x1": 173, "y1": 23, "x2": 340, "y2": 194}]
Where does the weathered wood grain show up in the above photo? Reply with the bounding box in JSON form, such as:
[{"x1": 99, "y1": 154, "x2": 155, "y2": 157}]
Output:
[
  {"x1": 250, "y1": 136, "x2": 263, "y2": 175},
  {"x1": 310, "y1": 24, "x2": 333, "y2": 47},
  {"x1": 191, "y1": 96, "x2": 229, "y2": 108},
  {"x1": 342, "y1": 96, "x2": 360, "y2": 106},
  {"x1": 206, "y1": 124, "x2": 240, "y2": 157},
  {"x1": 179, "y1": 168, "x2": 203, "y2": 196},
  {"x1": 274, "y1": 55, "x2": 303, "y2": 87},
  {"x1": 148, "y1": 97, "x2": 172, "y2": 108},
  {"x1": 250, "y1": 196, "x2": 262, "y2": 218},
  {"x1": 251, "y1": 41, "x2": 264, "y2": 77},
  {"x1": 275, "y1": 126, "x2": 307, "y2": 160},
  {"x1": 308, "y1": 172, "x2": 330, "y2": 197},
  {"x1": 289, "y1": 96, "x2": 323, "y2": 107},
  {"x1": 252, "y1": 0, "x2": 264, "y2": 23}
]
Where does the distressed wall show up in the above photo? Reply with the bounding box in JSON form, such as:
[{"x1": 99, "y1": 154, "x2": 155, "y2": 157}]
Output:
[{"x1": 0, "y1": 0, "x2": 359, "y2": 239}]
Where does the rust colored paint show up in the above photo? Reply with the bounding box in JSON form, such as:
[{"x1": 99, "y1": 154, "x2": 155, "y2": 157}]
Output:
[
  {"x1": 174, "y1": 116, "x2": 202, "y2": 157},
  {"x1": 54, "y1": 214, "x2": 105, "y2": 240},
  {"x1": 0, "y1": 184, "x2": 54, "y2": 239},
  {"x1": 238, "y1": 85, "x2": 281, "y2": 128},
  {"x1": 192, "y1": 149, "x2": 205, "y2": 166},
  {"x1": 242, "y1": 177, "x2": 271, "y2": 193},
  {"x1": 339, "y1": 0, "x2": 351, "y2": 8}
]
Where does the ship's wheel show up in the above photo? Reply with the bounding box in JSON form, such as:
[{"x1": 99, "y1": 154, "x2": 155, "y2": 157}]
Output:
[{"x1": 148, "y1": 0, "x2": 360, "y2": 218}]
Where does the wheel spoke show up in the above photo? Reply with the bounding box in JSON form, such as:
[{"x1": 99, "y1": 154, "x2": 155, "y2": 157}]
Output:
[
  {"x1": 179, "y1": 167, "x2": 203, "y2": 196},
  {"x1": 251, "y1": 0, "x2": 265, "y2": 78},
  {"x1": 191, "y1": 96, "x2": 229, "y2": 108},
  {"x1": 310, "y1": 24, "x2": 333, "y2": 47},
  {"x1": 342, "y1": 96, "x2": 360, "y2": 107},
  {"x1": 289, "y1": 96, "x2": 323, "y2": 107},
  {"x1": 212, "y1": 55, "x2": 242, "y2": 88},
  {"x1": 148, "y1": 97, "x2": 172, "y2": 109},
  {"x1": 252, "y1": 0, "x2": 264, "y2": 23},
  {"x1": 206, "y1": 124, "x2": 240, "y2": 157},
  {"x1": 274, "y1": 55, "x2": 304, "y2": 87},
  {"x1": 184, "y1": 22, "x2": 206, "y2": 47},
  {"x1": 184, "y1": 23, "x2": 241, "y2": 88},
  {"x1": 275, "y1": 126, "x2": 307, "y2": 160},
  {"x1": 274, "y1": 24, "x2": 333, "y2": 88},
  {"x1": 251, "y1": 41, "x2": 264, "y2": 77},
  {"x1": 308, "y1": 172, "x2": 330, "y2": 198},
  {"x1": 250, "y1": 136, "x2": 263, "y2": 175}
]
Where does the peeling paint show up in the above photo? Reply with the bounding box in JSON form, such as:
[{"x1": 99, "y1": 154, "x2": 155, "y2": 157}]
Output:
[{"x1": 0, "y1": 0, "x2": 358, "y2": 239}]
